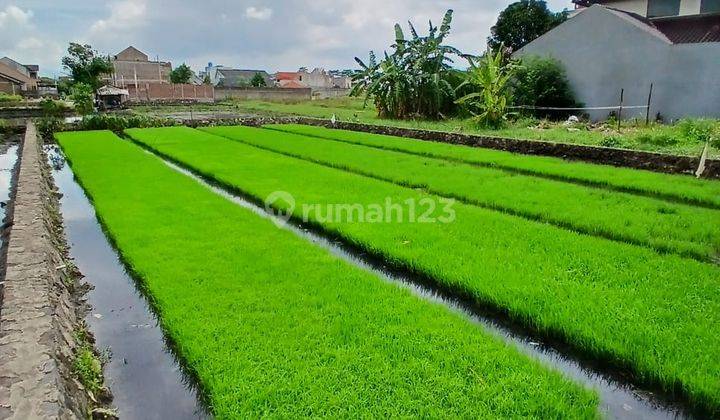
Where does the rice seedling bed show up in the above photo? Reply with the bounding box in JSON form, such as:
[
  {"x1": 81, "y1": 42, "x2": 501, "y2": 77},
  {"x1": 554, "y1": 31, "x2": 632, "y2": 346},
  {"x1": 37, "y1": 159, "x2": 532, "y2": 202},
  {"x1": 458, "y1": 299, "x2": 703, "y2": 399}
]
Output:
[
  {"x1": 126, "y1": 126, "x2": 720, "y2": 415},
  {"x1": 266, "y1": 124, "x2": 720, "y2": 209},
  {"x1": 55, "y1": 130, "x2": 598, "y2": 418},
  {"x1": 202, "y1": 125, "x2": 720, "y2": 262}
]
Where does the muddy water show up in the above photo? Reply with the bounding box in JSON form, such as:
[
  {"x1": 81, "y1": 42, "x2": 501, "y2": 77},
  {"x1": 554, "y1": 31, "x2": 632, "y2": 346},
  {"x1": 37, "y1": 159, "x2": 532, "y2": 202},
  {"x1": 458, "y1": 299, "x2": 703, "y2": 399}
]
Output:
[
  {"x1": 155, "y1": 156, "x2": 692, "y2": 420},
  {"x1": 46, "y1": 146, "x2": 209, "y2": 420}
]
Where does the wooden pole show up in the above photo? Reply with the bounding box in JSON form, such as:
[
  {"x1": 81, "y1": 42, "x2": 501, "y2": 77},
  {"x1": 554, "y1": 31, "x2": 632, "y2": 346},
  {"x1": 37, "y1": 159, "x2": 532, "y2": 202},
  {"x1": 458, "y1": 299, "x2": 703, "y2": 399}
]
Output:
[
  {"x1": 617, "y1": 88, "x2": 624, "y2": 131},
  {"x1": 645, "y1": 83, "x2": 654, "y2": 126}
]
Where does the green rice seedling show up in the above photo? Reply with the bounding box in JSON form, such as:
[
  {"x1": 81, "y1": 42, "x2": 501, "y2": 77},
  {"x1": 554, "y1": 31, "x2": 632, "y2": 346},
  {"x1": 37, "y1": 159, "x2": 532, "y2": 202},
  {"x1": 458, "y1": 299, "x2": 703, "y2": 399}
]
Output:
[
  {"x1": 202, "y1": 125, "x2": 720, "y2": 262},
  {"x1": 126, "y1": 126, "x2": 720, "y2": 415},
  {"x1": 56, "y1": 130, "x2": 598, "y2": 418},
  {"x1": 266, "y1": 124, "x2": 720, "y2": 209}
]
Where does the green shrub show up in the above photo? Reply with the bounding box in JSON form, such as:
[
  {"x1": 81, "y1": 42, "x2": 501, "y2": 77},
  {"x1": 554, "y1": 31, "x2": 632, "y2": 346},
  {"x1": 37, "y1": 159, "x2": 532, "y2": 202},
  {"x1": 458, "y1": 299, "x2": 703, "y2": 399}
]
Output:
[
  {"x1": 78, "y1": 114, "x2": 177, "y2": 131},
  {"x1": 0, "y1": 93, "x2": 22, "y2": 103},
  {"x1": 600, "y1": 136, "x2": 624, "y2": 148},
  {"x1": 636, "y1": 133, "x2": 678, "y2": 147},
  {"x1": 36, "y1": 117, "x2": 66, "y2": 139},
  {"x1": 678, "y1": 119, "x2": 720, "y2": 148},
  {"x1": 511, "y1": 55, "x2": 581, "y2": 120},
  {"x1": 40, "y1": 99, "x2": 72, "y2": 118},
  {"x1": 70, "y1": 83, "x2": 94, "y2": 116}
]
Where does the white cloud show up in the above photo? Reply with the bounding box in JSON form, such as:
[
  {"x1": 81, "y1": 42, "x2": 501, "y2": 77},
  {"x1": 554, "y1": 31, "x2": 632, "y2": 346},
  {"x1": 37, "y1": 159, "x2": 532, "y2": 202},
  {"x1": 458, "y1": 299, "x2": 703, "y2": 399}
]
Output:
[
  {"x1": 90, "y1": 0, "x2": 147, "y2": 33},
  {"x1": 0, "y1": 5, "x2": 32, "y2": 28},
  {"x1": 245, "y1": 6, "x2": 273, "y2": 21},
  {"x1": 17, "y1": 37, "x2": 44, "y2": 49}
]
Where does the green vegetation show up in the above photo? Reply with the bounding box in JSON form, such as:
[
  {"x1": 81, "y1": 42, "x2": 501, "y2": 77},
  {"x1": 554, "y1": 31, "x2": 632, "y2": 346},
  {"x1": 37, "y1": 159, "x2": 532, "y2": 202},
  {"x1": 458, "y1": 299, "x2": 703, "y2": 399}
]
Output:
[
  {"x1": 57, "y1": 130, "x2": 598, "y2": 417},
  {"x1": 126, "y1": 126, "x2": 720, "y2": 414},
  {"x1": 170, "y1": 63, "x2": 193, "y2": 84},
  {"x1": 268, "y1": 124, "x2": 720, "y2": 208},
  {"x1": 131, "y1": 96, "x2": 720, "y2": 156},
  {"x1": 72, "y1": 327, "x2": 104, "y2": 395},
  {"x1": 203, "y1": 125, "x2": 720, "y2": 261},
  {"x1": 489, "y1": 0, "x2": 567, "y2": 52},
  {"x1": 250, "y1": 72, "x2": 267, "y2": 87},
  {"x1": 511, "y1": 55, "x2": 581, "y2": 119},
  {"x1": 61, "y1": 43, "x2": 113, "y2": 90},
  {"x1": 456, "y1": 49, "x2": 515, "y2": 128},
  {"x1": 70, "y1": 82, "x2": 95, "y2": 116},
  {"x1": 351, "y1": 10, "x2": 461, "y2": 119},
  {"x1": 0, "y1": 93, "x2": 23, "y2": 104}
]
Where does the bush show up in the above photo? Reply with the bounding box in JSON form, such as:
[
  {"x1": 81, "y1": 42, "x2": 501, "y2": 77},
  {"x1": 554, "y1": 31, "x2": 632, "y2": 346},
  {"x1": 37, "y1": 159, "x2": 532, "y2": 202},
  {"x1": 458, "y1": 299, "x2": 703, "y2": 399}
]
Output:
[
  {"x1": 600, "y1": 136, "x2": 624, "y2": 148},
  {"x1": 40, "y1": 99, "x2": 72, "y2": 118},
  {"x1": 36, "y1": 117, "x2": 66, "y2": 140},
  {"x1": 0, "y1": 93, "x2": 22, "y2": 103},
  {"x1": 78, "y1": 114, "x2": 177, "y2": 131},
  {"x1": 511, "y1": 55, "x2": 581, "y2": 120},
  {"x1": 636, "y1": 133, "x2": 678, "y2": 147},
  {"x1": 70, "y1": 83, "x2": 94, "y2": 116},
  {"x1": 678, "y1": 119, "x2": 720, "y2": 148}
]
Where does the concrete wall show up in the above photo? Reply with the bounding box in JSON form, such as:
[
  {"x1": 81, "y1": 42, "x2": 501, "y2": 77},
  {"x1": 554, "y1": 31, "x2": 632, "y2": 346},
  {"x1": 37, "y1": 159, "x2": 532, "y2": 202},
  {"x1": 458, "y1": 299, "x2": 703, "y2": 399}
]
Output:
[
  {"x1": 603, "y1": 0, "x2": 649, "y2": 15},
  {"x1": 311, "y1": 88, "x2": 351, "y2": 100},
  {"x1": 516, "y1": 5, "x2": 720, "y2": 121},
  {"x1": 215, "y1": 87, "x2": 311, "y2": 102}
]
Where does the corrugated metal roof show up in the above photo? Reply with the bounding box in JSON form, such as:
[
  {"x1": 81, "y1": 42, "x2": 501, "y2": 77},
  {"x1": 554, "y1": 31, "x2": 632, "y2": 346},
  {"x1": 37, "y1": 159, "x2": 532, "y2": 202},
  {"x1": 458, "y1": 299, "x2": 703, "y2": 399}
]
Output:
[{"x1": 652, "y1": 15, "x2": 720, "y2": 43}]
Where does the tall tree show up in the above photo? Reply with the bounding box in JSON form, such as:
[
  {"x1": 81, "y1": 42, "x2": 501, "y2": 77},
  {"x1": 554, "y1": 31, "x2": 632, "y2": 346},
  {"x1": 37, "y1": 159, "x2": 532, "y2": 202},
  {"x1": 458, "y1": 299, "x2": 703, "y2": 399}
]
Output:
[
  {"x1": 170, "y1": 63, "x2": 193, "y2": 84},
  {"x1": 250, "y1": 72, "x2": 267, "y2": 87},
  {"x1": 61, "y1": 43, "x2": 113, "y2": 89},
  {"x1": 488, "y1": 1, "x2": 567, "y2": 53}
]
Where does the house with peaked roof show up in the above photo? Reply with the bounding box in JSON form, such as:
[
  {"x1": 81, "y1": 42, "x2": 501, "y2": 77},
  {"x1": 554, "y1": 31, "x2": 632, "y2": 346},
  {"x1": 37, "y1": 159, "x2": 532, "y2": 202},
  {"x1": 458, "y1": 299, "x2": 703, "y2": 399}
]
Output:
[
  {"x1": 515, "y1": 1, "x2": 720, "y2": 121},
  {"x1": 215, "y1": 69, "x2": 272, "y2": 87},
  {"x1": 0, "y1": 57, "x2": 39, "y2": 95},
  {"x1": 106, "y1": 46, "x2": 172, "y2": 87}
]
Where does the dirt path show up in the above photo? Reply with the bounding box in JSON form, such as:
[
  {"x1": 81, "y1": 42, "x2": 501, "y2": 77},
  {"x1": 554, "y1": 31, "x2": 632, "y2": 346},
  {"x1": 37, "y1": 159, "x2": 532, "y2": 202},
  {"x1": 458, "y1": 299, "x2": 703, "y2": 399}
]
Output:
[{"x1": 0, "y1": 122, "x2": 92, "y2": 419}]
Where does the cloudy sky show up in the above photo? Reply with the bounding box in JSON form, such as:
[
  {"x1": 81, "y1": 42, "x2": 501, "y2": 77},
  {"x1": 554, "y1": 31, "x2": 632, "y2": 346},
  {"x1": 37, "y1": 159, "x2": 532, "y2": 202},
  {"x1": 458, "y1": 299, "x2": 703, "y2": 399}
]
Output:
[{"x1": 1, "y1": 0, "x2": 570, "y2": 77}]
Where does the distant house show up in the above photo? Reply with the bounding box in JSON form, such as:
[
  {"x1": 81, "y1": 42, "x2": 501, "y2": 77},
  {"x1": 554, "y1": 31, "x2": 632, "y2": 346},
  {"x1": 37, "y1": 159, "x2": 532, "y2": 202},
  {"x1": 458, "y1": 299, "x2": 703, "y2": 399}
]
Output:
[
  {"x1": 275, "y1": 68, "x2": 351, "y2": 89},
  {"x1": 106, "y1": 46, "x2": 172, "y2": 87},
  {"x1": 210, "y1": 68, "x2": 272, "y2": 88},
  {"x1": 0, "y1": 57, "x2": 38, "y2": 94},
  {"x1": 515, "y1": 1, "x2": 720, "y2": 120}
]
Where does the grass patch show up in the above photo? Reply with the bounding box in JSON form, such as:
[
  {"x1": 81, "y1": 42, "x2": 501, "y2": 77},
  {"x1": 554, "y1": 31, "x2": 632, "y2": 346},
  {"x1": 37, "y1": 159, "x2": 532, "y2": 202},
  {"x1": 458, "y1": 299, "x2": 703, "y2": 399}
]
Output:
[
  {"x1": 126, "y1": 126, "x2": 720, "y2": 415},
  {"x1": 56, "y1": 130, "x2": 598, "y2": 417},
  {"x1": 72, "y1": 327, "x2": 104, "y2": 396},
  {"x1": 203, "y1": 125, "x2": 720, "y2": 261},
  {"x1": 268, "y1": 124, "x2": 720, "y2": 209},
  {"x1": 132, "y1": 97, "x2": 719, "y2": 157}
]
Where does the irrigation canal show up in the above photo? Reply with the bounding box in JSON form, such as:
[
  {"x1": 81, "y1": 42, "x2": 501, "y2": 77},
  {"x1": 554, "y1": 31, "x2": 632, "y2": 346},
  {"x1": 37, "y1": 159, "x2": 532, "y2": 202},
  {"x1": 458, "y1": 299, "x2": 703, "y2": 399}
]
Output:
[
  {"x1": 48, "y1": 140, "x2": 694, "y2": 419},
  {"x1": 47, "y1": 145, "x2": 209, "y2": 420}
]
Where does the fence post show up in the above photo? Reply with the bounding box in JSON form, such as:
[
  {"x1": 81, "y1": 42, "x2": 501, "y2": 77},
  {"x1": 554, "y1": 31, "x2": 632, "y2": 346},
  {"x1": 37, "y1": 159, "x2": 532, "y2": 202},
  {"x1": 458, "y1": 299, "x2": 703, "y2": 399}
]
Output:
[
  {"x1": 617, "y1": 88, "x2": 624, "y2": 130},
  {"x1": 645, "y1": 83, "x2": 654, "y2": 126}
]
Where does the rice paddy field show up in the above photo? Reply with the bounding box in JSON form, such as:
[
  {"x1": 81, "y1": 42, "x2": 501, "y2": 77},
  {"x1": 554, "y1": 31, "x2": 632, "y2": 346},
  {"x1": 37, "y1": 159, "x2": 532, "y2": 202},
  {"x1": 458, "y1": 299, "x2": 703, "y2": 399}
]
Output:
[{"x1": 55, "y1": 123, "x2": 720, "y2": 418}]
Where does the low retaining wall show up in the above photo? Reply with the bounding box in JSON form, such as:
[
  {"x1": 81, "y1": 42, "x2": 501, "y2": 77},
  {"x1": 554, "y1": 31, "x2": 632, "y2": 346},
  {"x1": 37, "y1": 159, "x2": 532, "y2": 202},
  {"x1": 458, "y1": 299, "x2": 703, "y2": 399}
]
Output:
[
  {"x1": 311, "y1": 88, "x2": 350, "y2": 100},
  {"x1": 290, "y1": 118, "x2": 720, "y2": 179},
  {"x1": 215, "y1": 87, "x2": 311, "y2": 102},
  {"x1": 0, "y1": 122, "x2": 90, "y2": 418}
]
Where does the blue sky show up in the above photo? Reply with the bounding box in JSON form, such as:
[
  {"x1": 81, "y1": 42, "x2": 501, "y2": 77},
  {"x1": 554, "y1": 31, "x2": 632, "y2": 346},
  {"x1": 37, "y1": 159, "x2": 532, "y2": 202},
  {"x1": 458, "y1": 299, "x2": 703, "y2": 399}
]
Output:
[{"x1": 1, "y1": 0, "x2": 570, "y2": 77}]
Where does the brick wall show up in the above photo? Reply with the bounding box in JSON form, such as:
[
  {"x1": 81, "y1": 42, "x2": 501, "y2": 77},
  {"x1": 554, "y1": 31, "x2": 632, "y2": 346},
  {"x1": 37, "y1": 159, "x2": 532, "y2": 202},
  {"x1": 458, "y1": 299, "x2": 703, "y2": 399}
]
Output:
[{"x1": 127, "y1": 83, "x2": 214, "y2": 103}]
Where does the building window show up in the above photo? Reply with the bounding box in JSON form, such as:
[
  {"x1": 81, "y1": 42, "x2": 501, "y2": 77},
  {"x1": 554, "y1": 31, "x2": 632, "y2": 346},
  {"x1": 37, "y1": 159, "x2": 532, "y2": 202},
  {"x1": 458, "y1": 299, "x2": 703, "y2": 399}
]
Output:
[
  {"x1": 648, "y1": 0, "x2": 681, "y2": 17},
  {"x1": 701, "y1": 0, "x2": 720, "y2": 13}
]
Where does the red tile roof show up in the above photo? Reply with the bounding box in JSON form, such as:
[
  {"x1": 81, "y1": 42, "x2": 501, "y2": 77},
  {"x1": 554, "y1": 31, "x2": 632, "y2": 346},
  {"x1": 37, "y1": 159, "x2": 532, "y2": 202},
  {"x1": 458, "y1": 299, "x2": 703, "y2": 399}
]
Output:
[
  {"x1": 278, "y1": 79, "x2": 307, "y2": 89},
  {"x1": 275, "y1": 72, "x2": 300, "y2": 81}
]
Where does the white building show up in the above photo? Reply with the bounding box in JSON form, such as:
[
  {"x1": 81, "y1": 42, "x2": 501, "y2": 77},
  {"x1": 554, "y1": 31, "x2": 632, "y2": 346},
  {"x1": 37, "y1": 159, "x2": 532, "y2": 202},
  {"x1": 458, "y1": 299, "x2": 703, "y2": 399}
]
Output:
[{"x1": 515, "y1": 0, "x2": 720, "y2": 121}]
